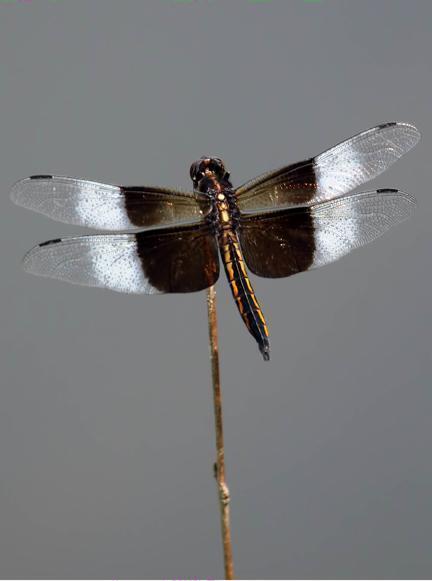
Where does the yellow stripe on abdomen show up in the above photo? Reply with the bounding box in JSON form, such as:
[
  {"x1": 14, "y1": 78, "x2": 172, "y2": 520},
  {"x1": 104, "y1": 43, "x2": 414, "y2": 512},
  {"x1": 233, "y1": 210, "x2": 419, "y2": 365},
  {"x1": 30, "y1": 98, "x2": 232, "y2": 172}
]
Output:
[{"x1": 220, "y1": 231, "x2": 270, "y2": 360}]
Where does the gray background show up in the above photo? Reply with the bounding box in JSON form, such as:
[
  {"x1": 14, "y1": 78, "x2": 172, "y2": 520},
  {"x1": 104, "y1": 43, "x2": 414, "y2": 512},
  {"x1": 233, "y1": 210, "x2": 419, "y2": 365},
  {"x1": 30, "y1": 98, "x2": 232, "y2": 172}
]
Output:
[{"x1": 0, "y1": 0, "x2": 431, "y2": 578}]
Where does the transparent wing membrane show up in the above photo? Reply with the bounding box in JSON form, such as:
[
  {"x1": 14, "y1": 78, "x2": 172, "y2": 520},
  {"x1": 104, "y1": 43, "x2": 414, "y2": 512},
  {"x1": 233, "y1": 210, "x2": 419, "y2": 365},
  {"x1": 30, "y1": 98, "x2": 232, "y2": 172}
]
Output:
[
  {"x1": 239, "y1": 189, "x2": 416, "y2": 278},
  {"x1": 10, "y1": 175, "x2": 211, "y2": 230},
  {"x1": 23, "y1": 225, "x2": 220, "y2": 294},
  {"x1": 236, "y1": 122, "x2": 420, "y2": 214}
]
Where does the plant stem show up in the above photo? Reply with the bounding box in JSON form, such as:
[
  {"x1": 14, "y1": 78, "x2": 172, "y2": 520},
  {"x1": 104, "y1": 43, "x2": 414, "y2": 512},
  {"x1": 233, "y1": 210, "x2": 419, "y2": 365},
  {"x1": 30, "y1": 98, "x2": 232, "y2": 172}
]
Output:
[{"x1": 206, "y1": 285, "x2": 234, "y2": 580}]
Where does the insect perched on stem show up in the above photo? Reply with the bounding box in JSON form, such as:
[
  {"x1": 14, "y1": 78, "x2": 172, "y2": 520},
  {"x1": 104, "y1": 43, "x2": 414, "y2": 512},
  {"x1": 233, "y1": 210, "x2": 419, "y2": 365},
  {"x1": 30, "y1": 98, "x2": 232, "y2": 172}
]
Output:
[{"x1": 11, "y1": 122, "x2": 420, "y2": 360}]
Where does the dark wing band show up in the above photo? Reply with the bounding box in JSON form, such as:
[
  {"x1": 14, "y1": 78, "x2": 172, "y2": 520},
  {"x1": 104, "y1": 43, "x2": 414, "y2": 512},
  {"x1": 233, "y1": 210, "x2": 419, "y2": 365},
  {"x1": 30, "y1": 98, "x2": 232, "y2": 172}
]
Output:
[
  {"x1": 23, "y1": 224, "x2": 219, "y2": 294},
  {"x1": 10, "y1": 175, "x2": 211, "y2": 230},
  {"x1": 239, "y1": 189, "x2": 416, "y2": 278},
  {"x1": 236, "y1": 122, "x2": 420, "y2": 214}
]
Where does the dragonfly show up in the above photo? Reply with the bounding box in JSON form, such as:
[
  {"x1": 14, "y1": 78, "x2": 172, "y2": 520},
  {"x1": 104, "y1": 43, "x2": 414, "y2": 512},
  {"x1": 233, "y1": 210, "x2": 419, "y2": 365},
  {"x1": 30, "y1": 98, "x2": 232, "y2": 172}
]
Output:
[{"x1": 11, "y1": 122, "x2": 420, "y2": 360}]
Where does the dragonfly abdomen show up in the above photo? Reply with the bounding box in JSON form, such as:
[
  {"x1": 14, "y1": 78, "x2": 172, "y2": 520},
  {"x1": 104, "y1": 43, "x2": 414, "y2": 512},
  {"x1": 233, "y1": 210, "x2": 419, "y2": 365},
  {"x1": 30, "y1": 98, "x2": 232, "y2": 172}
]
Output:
[{"x1": 220, "y1": 230, "x2": 270, "y2": 361}]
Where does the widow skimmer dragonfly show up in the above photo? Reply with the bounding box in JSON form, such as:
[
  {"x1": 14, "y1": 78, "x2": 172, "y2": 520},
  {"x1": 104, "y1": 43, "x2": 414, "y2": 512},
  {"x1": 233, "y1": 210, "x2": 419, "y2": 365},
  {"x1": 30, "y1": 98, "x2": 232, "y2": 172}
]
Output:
[{"x1": 11, "y1": 122, "x2": 420, "y2": 360}]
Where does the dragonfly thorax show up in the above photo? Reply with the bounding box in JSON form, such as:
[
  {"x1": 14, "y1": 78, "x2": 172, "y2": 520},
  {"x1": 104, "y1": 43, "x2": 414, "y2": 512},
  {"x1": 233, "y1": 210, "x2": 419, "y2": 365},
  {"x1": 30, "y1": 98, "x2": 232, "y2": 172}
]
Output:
[{"x1": 205, "y1": 187, "x2": 240, "y2": 234}]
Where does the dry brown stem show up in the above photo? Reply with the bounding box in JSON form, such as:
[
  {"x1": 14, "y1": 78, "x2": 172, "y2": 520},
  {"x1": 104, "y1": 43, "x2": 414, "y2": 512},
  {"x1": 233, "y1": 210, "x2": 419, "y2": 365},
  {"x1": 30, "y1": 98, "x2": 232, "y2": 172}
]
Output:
[{"x1": 206, "y1": 285, "x2": 234, "y2": 580}]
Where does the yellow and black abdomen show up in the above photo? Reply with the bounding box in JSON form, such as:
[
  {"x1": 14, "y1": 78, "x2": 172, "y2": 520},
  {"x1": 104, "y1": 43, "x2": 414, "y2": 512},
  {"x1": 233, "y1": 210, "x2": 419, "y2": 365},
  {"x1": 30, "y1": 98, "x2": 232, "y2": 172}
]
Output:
[{"x1": 219, "y1": 230, "x2": 270, "y2": 360}]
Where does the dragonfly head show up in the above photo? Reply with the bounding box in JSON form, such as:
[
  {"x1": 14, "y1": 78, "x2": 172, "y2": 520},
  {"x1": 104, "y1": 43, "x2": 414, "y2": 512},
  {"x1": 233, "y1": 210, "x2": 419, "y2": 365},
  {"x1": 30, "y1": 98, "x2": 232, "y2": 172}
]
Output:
[{"x1": 190, "y1": 157, "x2": 231, "y2": 191}]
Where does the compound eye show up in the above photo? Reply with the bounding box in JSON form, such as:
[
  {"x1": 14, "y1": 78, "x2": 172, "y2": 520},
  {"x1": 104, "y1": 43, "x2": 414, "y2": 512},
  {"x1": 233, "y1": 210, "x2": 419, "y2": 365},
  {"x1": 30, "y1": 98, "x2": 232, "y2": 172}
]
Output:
[
  {"x1": 189, "y1": 161, "x2": 202, "y2": 181},
  {"x1": 210, "y1": 159, "x2": 225, "y2": 176}
]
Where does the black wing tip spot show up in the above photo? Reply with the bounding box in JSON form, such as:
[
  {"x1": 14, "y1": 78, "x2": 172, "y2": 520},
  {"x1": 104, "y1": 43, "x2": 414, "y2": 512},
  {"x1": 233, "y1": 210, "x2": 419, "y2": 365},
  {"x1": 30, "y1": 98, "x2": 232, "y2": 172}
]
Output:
[
  {"x1": 378, "y1": 122, "x2": 398, "y2": 129},
  {"x1": 30, "y1": 175, "x2": 53, "y2": 180},
  {"x1": 377, "y1": 188, "x2": 399, "y2": 193},
  {"x1": 377, "y1": 121, "x2": 420, "y2": 133},
  {"x1": 39, "y1": 238, "x2": 62, "y2": 247}
]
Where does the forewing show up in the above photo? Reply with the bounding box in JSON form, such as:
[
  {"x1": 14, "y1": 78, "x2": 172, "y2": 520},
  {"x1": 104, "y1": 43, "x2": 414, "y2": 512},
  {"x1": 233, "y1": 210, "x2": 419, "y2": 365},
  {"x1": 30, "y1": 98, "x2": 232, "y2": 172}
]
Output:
[
  {"x1": 239, "y1": 189, "x2": 416, "y2": 278},
  {"x1": 236, "y1": 122, "x2": 420, "y2": 214},
  {"x1": 23, "y1": 225, "x2": 219, "y2": 294},
  {"x1": 10, "y1": 175, "x2": 211, "y2": 230}
]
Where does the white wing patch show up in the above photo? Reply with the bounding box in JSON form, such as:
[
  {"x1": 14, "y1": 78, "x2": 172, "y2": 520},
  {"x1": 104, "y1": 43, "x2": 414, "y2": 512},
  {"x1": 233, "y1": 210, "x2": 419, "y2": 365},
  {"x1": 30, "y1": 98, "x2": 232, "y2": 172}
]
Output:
[
  {"x1": 311, "y1": 190, "x2": 416, "y2": 268},
  {"x1": 10, "y1": 176, "x2": 134, "y2": 230},
  {"x1": 23, "y1": 235, "x2": 158, "y2": 294},
  {"x1": 314, "y1": 122, "x2": 420, "y2": 202}
]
